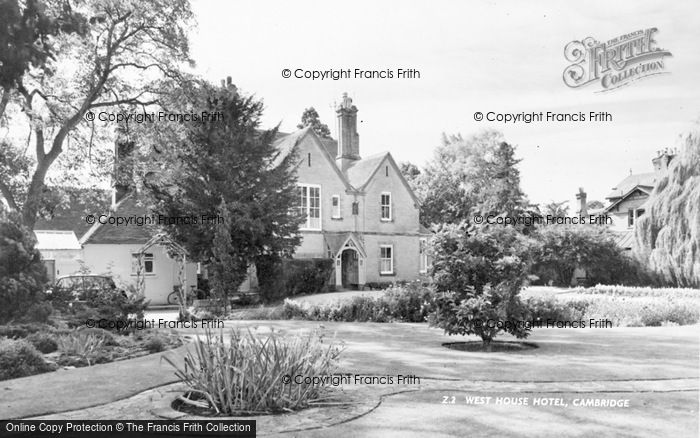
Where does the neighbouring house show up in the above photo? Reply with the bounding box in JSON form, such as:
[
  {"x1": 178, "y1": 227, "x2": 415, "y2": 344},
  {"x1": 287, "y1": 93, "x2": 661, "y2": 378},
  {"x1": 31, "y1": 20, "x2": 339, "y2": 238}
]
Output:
[
  {"x1": 33, "y1": 189, "x2": 199, "y2": 306},
  {"x1": 275, "y1": 93, "x2": 431, "y2": 289},
  {"x1": 603, "y1": 149, "x2": 676, "y2": 251}
]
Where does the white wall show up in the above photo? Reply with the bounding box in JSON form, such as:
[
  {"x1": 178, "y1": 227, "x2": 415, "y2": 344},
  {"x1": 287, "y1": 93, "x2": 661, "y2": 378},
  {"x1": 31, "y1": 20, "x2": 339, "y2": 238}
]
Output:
[{"x1": 80, "y1": 243, "x2": 197, "y2": 305}]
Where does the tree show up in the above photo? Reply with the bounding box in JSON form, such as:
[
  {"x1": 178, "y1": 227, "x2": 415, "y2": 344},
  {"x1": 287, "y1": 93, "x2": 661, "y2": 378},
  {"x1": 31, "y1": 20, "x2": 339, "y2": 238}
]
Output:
[
  {"x1": 428, "y1": 223, "x2": 533, "y2": 350},
  {"x1": 0, "y1": 0, "x2": 88, "y2": 120},
  {"x1": 143, "y1": 80, "x2": 303, "y2": 298},
  {"x1": 0, "y1": 211, "x2": 48, "y2": 323},
  {"x1": 399, "y1": 161, "x2": 421, "y2": 191},
  {"x1": 587, "y1": 200, "x2": 605, "y2": 210},
  {"x1": 531, "y1": 225, "x2": 630, "y2": 286},
  {"x1": 635, "y1": 124, "x2": 700, "y2": 287},
  {"x1": 297, "y1": 107, "x2": 331, "y2": 138},
  {"x1": 415, "y1": 130, "x2": 529, "y2": 226},
  {"x1": 0, "y1": 0, "x2": 193, "y2": 230},
  {"x1": 540, "y1": 200, "x2": 569, "y2": 219}
]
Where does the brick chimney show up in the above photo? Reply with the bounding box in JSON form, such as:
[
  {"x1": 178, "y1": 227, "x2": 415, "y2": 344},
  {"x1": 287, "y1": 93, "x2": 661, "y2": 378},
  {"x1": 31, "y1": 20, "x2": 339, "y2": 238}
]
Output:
[
  {"x1": 336, "y1": 92, "x2": 360, "y2": 172},
  {"x1": 576, "y1": 187, "x2": 587, "y2": 217},
  {"x1": 652, "y1": 148, "x2": 675, "y2": 172}
]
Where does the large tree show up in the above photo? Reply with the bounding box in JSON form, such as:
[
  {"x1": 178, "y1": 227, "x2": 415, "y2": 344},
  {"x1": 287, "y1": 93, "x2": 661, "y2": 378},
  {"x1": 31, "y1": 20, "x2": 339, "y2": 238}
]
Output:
[
  {"x1": 0, "y1": 0, "x2": 193, "y2": 229},
  {"x1": 415, "y1": 130, "x2": 529, "y2": 226},
  {"x1": 635, "y1": 124, "x2": 700, "y2": 287},
  {"x1": 297, "y1": 107, "x2": 331, "y2": 138},
  {"x1": 142, "y1": 80, "x2": 304, "y2": 295}
]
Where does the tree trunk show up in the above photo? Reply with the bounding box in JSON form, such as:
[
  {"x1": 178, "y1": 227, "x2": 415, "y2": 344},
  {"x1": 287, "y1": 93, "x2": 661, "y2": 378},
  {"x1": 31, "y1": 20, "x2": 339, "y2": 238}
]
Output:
[{"x1": 482, "y1": 337, "x2": 492, "y2": 352}]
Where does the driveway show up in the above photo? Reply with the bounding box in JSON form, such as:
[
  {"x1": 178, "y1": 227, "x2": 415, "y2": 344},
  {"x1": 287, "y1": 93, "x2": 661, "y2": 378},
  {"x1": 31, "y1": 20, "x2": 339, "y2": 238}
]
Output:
[{"x1": 6, "y1": 321, "x2": 698, "y2": 437}]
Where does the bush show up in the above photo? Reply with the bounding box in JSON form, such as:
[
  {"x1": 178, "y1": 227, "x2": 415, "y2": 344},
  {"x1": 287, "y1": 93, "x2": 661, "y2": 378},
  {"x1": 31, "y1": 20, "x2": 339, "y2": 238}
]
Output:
[
  {"x1": 428, "y1": 223, "x2": 532, "y2": 348},
  {"x1": 530, "y1": 225, "x2": 651, "y2": 287},
  {"x1": 524, "y1": 293, "x2": 700, "y2": 327},
  {"x1": 277, "y1": 283, "x2": 436, "y2": 323},
  {"x1": 0, "y1": 215, "x2": 49, "y2": 324},
  {"x1": 143, "y1": 335, "x2": 166, "y2": 353},
  {"x1": 26, "y1": 332, "x2": 59, "y2": 353},
  {"x1": 257, "y1": 258, "x2": 334, "y2": 302},
  {"x1": 65, "y1": 289, "x2": 149, "y2": 331},
  {"x1": 0, "y1": 323, "x2": 57, "y2": 339},
  {"x1": 0, "y1": 338, "x2": 52, "y2": 381},
  {"x1": 165, "y1": 328, "x2": 343, "y2": 415}
]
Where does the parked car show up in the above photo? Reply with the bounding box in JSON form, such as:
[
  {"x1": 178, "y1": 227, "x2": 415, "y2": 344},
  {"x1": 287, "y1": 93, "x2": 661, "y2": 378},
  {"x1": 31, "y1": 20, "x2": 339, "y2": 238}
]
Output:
[{"x1": 47, "y1": 275, "x2": 126, "y2": 301}]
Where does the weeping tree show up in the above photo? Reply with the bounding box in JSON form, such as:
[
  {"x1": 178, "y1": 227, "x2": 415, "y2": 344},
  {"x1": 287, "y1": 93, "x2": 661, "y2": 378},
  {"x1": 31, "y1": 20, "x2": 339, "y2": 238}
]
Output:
[{"x1": 635, "y1": 123, "x2": 700, "y2": 288}]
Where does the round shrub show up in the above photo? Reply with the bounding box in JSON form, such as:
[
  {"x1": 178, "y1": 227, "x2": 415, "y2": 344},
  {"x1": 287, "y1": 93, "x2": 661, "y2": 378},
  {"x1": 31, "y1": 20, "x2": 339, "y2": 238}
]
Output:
[
  {"x1": 0, "y1": 338, "x2": 52, "y2": 381},
  {"x1": 26, "y1": 332, "x2": 58, "y2": 353}
]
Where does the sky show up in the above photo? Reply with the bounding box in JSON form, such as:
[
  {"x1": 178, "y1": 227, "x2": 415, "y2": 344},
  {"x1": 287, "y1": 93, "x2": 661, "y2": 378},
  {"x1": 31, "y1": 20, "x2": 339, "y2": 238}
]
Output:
[{"x1": 188, "y1": 0, "x2": 700, "y2": 208}]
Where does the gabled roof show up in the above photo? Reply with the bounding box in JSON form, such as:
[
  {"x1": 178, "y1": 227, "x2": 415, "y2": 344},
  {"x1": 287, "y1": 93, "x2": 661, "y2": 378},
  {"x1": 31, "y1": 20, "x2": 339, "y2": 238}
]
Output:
[
  {"x1": 274, "y1": 128, "x2": 421, "y2": 205},
  {"x1": 345, "y1": 152, "x2": 388, "y2": 189},
  {"x1": 34, "y1": 189, "x2": 112, "y2": 240},
  {"x1": 606, "y1": 172, "x2": 657, "y2": 200},
  {"x1": 275, "y1": 127, "x2": 354, "y2": 191},
  {"x1": 81, "y1": 193, "x2": 155, "y2": 245}
]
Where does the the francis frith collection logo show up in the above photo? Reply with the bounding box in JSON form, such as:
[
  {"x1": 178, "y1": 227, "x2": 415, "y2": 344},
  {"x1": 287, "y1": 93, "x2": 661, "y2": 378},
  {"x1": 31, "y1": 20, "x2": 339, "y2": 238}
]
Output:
[{"x1": 563, "y1": 28, "x2": 672, "y2": 92}]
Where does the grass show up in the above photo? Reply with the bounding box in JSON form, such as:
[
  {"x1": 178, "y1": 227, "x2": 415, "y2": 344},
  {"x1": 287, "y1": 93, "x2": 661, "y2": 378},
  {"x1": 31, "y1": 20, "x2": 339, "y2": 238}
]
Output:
[{"x1": 164, "y1": 328, "x2": 343, "y2": 415}]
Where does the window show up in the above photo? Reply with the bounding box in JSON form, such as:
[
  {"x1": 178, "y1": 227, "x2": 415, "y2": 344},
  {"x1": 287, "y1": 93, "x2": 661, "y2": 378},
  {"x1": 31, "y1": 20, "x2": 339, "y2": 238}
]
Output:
[
  {"x1": 299, "y1": 185, "x2": 321, "y2": 229},
  {"x1": 331, "y1": 195, "x2": 341, "y2": 218},
  {"x1": 307, "y1": 153, "x2": 311, "y2": 167},
  {"x1": 380, "y1": 245, "x2": 393, "y2": 274},
  {"x1": 132, "y1": 253, "x2": 154, "y2": 275},
  {"x1": 381, "y1": 193, "x2": 392, "y2": 220},
  {"x1": 627, "y1": 209, "x2": 634, "y2": 227},
  {"x1": 385, "y1": 165, "x2": 389, "y2": 177},
  {"x1": 419, "y1": 238, "x2": 428, "y2": 273},
  {"x1": 352, "y1": 201, "x2": 359, "y2": 215}
]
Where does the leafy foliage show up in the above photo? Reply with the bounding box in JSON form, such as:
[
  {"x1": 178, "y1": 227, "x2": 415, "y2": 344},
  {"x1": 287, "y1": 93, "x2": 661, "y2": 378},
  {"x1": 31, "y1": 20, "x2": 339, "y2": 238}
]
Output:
[
  {"x1": 635, "y1": 124, "x2": 700, "y2": 287},
  {"x1": 0, "y1": 338, "x2": 52, "y2": 381},
  {"x1": 257, "y1": 258, "x2": 334, "y2": 302},
  {"x1": 278, "y1": 282, "x2": 436, "y2": 323},
  {"x1": 428, "y1": 223, "x2": 532, "y2": 348},
  {"x1": 415, "y1": 131, "x2": 529, "y2": 226},
  {"x1": 164, "y1": 328, "x2": 343, "y2": 415},
  {"x1": 144, "y1": 81, "x2": 303, "y2": 297},
  {"x1": 531, "y1": 225, "x2": 647, "y2": 287},
  {"x1": 297, "y1": 107, "x2": 331, "y2": 138},
  {"x1": 0, "y1": 0, "x2": 194, "y2": 228},
  {"x1": 0, "y1": 212, "x2": 49, "y2": 324}
]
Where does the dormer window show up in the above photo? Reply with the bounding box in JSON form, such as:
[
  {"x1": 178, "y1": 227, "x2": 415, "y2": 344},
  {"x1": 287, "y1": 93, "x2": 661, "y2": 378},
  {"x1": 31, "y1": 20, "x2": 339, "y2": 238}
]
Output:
[{"x1": 381, "y1": 192, "x2": 392, "y2": 221}]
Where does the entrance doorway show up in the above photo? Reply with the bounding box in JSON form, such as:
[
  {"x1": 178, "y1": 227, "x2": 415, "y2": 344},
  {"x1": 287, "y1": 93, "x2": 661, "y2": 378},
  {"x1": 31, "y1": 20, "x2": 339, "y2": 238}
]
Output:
[{"x1": 341, "y1": 248, "x2": 359, "y2": 289}]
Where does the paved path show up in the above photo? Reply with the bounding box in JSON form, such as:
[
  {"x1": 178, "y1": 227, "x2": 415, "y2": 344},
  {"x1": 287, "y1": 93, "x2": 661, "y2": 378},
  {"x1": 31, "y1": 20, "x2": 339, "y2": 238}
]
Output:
[{"x1": 3, "y1": 321, "x2": 698, "y2": 437}]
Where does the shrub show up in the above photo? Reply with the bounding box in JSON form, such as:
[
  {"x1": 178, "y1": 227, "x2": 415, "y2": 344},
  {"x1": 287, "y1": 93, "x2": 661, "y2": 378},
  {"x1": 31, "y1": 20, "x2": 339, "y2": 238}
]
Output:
[
  {"x1": 277, "y1": 283, "x2": 436, "y2": 323},
  {"x1": 143, "y1": 335, "x2": 166, "y2": 353},
  {"x1": 257, "y1": 258, "x2": 334, "y2": 302},
  {"x1": 428, "y1": 223, "x2": 532, "y2": 348},
  {"x1": 65, "y1": 289, "x2": 149, "y2": 331},
  {"x1": 26, "y1": 332, "x2": 59, "y2": 353},
  {"x1": 20, "y1": 302, "x2": 54, "y2": 324},
  {"x1": 0, "y1": 323, "x2": 57, "y2": 339},
  {"x1": 525, "y1": 293, "x2": 700, "y2": 327},
  {"x1": 0, "y1": 214, "x2": 49, "y2": 324},
  {"x1": 164, "y1": 328, "x2": 343, "y2": 415},
  {"x1": 0, "y1": 338, "x2": 52, "y2": 381},
  {"x1": 57, "y1": 331, "x2": 106, "y2": 365},
  {"x1": 530, "y1": 225, "x2": 650, "y2": 287}
]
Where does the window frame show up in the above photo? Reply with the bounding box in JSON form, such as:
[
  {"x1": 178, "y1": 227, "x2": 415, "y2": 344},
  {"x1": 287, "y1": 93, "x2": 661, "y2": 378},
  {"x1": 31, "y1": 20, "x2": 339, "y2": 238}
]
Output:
[
  {"x1": 331, "y1": 194, "x2": 342, "y2": 219},
  {"x1": 380, "y1": 244, "x2": 394, "y2": 275},
  {"x1": 380, "y1": 192, "x2": 392, "y2": 221},
  {"x1": 419, "y1": 238, "x2": 428, "y2": 274},
  {"x1": 299, "y1": 184, "x2": 322, "y2": 230},
  {"x1": 131, "y1": 252, "x2": 155, "y2": 276}
]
